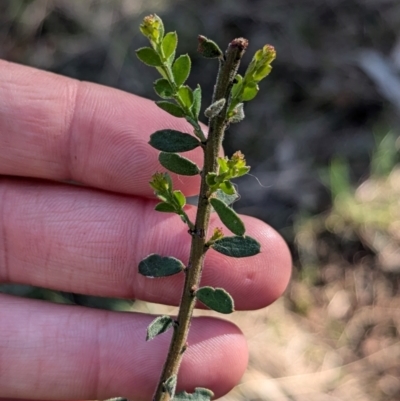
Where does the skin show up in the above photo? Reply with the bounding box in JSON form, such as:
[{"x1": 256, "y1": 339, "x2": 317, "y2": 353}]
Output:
[{"x1": 0, "y1": 60, "x2": 292, "y2": 401}]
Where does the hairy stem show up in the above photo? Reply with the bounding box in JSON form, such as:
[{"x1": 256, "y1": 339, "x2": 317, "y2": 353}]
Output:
[{"x1": 153, "y1": 38, "x2": 248, "y2": 401}]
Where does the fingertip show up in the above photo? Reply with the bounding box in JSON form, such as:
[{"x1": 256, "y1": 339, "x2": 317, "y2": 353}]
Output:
[
  {"x1": 178, "y1": 317, "x2": 248, "y2": 398},
  {"x1": 204, "y1": 214, "x2": 292, "y2": 311}
]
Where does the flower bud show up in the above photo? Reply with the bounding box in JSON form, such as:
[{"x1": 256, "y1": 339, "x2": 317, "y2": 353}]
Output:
[{"x1": 140, "y1": 14, "x2": 164, "y2": 44}]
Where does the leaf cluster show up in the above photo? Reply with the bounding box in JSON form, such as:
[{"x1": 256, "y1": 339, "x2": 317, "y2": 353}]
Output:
[
  {"x1": 137, "y1": 14, "x2": 204, "y2": 141},
  {"x1": 228, "y1": 44, "x2": 276, "y2": 122}
]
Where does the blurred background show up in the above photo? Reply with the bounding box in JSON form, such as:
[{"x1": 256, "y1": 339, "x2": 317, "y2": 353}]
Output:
[{"x1": 1, "y1": 0, "x2": 400, "y2": 400}]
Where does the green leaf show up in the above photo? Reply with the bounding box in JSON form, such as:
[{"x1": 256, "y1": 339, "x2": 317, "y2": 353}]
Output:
[
  {"x1": 174, "y1": 388, "x2": 214, "y2": 401},
  {"x1": 136, "y1": 47, "x2": 163, "y2": 67},
  {"x1": 154, "y1": 79, "x2": 174, "y2": 99},
  {"x1": 178, "y1": 86, "x2": 193, "y2": 109},
  {"x1": 155, "y1": 202, "x2": 176, "y2": 213},
  {"x1": 215, "y1": 188, "x2": 239, "y2": 206},
  {"x1": 219, "y1": 180, "x2": 236, "y2": 195},
  {"x1": 217, "y1": 157, "x2": 229, "y2": 173},
  {"x1": 139, "y1": 254, "x2": 185, "y2": 277},
  {"x1": 236, "y1": 166, "x2": 251, "y2": 177},
  {"x1": 192, "y1": 85, "x2": 202, "y2": 118},
  {"x1": 173, "y1": 190, "x2": 186, "y2": 207},
  {"x1": 164, "y1": 375, "x2": 177, "y2": 398},
  {"x1": 254, "y1": 63, "x2": 272, "y2": 81},
  {"x1": 210, "y1": 198, "x2": 245, "y2": 236},
  {"x1": 149, "y1": 129, "x2": 200, "y2": 152},
  {"x1": 195, "y1": 286, "x2": 234, "y2": 314},
  {"x1": 159, "y1": 152, "x2": 200, "y2": 176},
  {"x1": 242, "y1": 83, "x2": 259, "y2": 101},
  {"x1": 146, "y1": 315, "x2": 174, "y2": 341},
  {"x1": 185, "y1": 116, "x2": 202, "y2": 136},
  {"x1": 197, "y1": 35, "x2": 223, "y2": 59},
  {"x1": 172, "y1": 54, "x2": 191, "y2": 87},
  {"x1": 204, "y1": 98, "x2": 226, "y2": 118},
  {"x1": 206, "y1": 172, "x2": 218, "y2": 187},
  {"x1": 156, "y1": 101, "x2": 186, "y2": 118},
  {"x1": 162, "y1": 32, "x2": 178, "y2": 60},
  {"x1": 212, "y1": 235, "x2": 261, "y2": 258},
  {"x1": 231, "y1": 74, "x2": 243, "y2": 99}
]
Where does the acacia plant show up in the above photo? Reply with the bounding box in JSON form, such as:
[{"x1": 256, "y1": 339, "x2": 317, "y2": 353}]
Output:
[{"x1": 135, "y1": 14, "x2": 275, "y2": 401}]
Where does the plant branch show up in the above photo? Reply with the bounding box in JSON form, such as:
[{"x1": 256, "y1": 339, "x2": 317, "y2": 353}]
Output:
[{"x1": 153, "y1": 37, "x2": 248, "y2": 401}]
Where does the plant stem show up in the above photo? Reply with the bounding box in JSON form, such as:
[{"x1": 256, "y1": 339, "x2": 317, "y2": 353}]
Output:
[{"x1": 153, "y1": 37, "x2": 248, "y2": 401}]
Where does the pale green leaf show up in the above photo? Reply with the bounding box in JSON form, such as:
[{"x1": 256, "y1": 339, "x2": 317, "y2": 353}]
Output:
[
  {"x1": 178, "y1": 85, "x2": 193, "y2": 109},
  {"x1": 219, "y1": 180, "x2": 236, "y2": 195},
  {"x1": 172, "y1": 54, "x2": 191, "y2": 87},
  {"x1": 231, "y1": 74, "x2": 243, "y2": 99},
  {"x1": 229, "y1": 103, "x2": 245, "y2": 123},
  {"x1": 242, "y1": 83, "x2": 259, "y2": 101},
  {"x1": 146, "y1": 315, "x2": 174, "y2": 341},
  {"x1": 162, "y1": 32, "x2": 178, "y2": 59},
  {"x1": 173, "y1": 190, "x2": 186, "y2": 207},
  {"x1": 204, "y1": 98, "x2": 226, "y2": 118},
  {"x1": 174, "y1": 388, "x2": 214, "y2": 401},
  {"x1": 191, "y1": 85, "x2": 202, "y2": 118},
  {"x1": 236, "y1": 166, "x2": 251, "y2": 177},
  {"x1": 217, "y1": 157, "x2": 229, "y2": 173},
  {"x1": 164, "y1": 375, "x2": 177, "y2": 398},
  {"x1": 215, "y1": 188, "x2": 239, "y2": 206}
]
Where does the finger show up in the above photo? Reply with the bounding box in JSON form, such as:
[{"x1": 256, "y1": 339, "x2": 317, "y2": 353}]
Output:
[
  {"x1": 0, "y1": 60, "x2": 204, "y2": 196},
  {"x1": 0, "y1": 178, "x2": 291, "y2": 310},
  {"x1": 0, "y1": 294, "x2": 247, "y2": 400}
]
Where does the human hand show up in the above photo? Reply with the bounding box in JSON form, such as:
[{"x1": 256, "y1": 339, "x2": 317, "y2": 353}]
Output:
[{"x1": 0, "y1": 60, "x2": 291, "y2": 401}]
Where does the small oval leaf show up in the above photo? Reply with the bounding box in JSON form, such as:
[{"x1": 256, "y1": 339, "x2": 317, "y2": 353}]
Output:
[
  {"x1": 204, "y1": 98, "x2": 226, "y2": 118},
  {"x1": 156, "y1": 101, "x2": 186, "y2": 118},
  {"x1": 139, "y1": 254, "x2": 185, "y2": 277},
  {"x1": 219, "y1": 180, "x2": 236, "y2": 195},
  {"x1": 164, "y1": 375, "x2": 177, "y2": 398},
  {"x1": 162, "y1": 31, "x2": 178, "y2": 60},
  {"x1": 173, "y1": 190, "x2": 186, "y2": 207},
  {"x1": 154, "y1": 79, "x2": 174, "y2": 98},
  {"x1": 178, "y1": 85, "x2": 193, "y2": 108},
  {"x1": 159, "y1": 152, "x2": 200, "y2": 176},
  {"x1": 155, "y1": 202, "x2": 176, "y2": 213},
  {"x1": 242, "y1": 83, "x2": 259, "y2": 101},
  {"x1": 210, "y1": 198, "x2": 245, "y2": 236},
  {"x1": 197, "y1": 35, "x2": 223, "y2": 59},
  {"x1": 146, "y1": 315, "x2": 174, "y2": 341},
  {"x1": 211, "y1": 235, "x2": 260, "y2": 258},
  {"x1": 192, "y1": 85, "x2": 202, "y2": 118},
  {"x1": 136, "y1": 47, "x2": 163, "y2": 67},
  {"x1": 172, "y1": 54, "x2": 191, "y2": 86},
  {"x1": 149, "y1": 130, "x2": 200, "y2": 152},
  {"x1": 229, "y1": 103, "x2": 245, "y2": 123},
  {"x1": 195, "y1": 286, "x2": 234, "y2": 314},
  {"x1": 174, "y1": 388, "x2": 214, "y2": 401}
]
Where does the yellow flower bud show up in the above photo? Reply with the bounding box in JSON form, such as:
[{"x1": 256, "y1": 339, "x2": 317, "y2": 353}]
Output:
[{"x1": 140, "y1": 14, "x2": 164, "y2": 44}]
